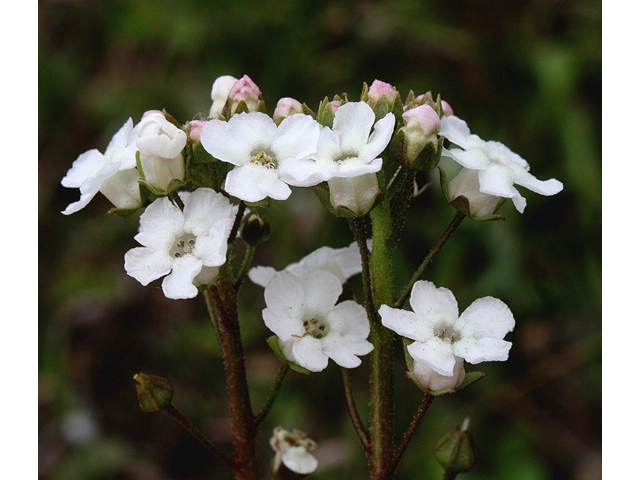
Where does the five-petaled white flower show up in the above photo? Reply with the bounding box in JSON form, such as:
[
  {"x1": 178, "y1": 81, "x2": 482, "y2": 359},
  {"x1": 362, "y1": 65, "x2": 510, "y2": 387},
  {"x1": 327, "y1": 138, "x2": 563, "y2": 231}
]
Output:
[
  {"x1": 248, "y1": 241, "x2": 365, "y2": 288},
  {"x1": 200, "y1": 112, "x2": 322, "y2": 202},
  {"x1": 124, "y1": 188, "x2": 237, "y2": 299},
  {"x1": 379, "y1": 281, "x2": 515, "y2": 379},
  {"x1": 263, "y1": 269, "x2": 373, "y2": 372},
  {"x1": 289, "y1": 101, "x2": 396, "y2": 186},
  {"x1": 61, "y1": 118, "x2": 141, "y2": 214},
  {"x1": 270, "y1": 426, "x2": 318, "y2": 476},
  {"x1": 439, "y1": 115, "x2": 563, "y2": 214}
]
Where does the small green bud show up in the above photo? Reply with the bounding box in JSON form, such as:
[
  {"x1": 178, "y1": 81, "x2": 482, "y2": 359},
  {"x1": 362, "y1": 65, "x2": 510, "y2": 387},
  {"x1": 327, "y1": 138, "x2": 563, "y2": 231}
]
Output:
[
  {"x1": 134, "y1": 373, "x2": 174, "y2": 412},
  {"x1": 240, "y1": 209, "x2": 271, "y2": 246},
  {"x1": 434, "y1": 417, "x2": 477, "y2": 473}
]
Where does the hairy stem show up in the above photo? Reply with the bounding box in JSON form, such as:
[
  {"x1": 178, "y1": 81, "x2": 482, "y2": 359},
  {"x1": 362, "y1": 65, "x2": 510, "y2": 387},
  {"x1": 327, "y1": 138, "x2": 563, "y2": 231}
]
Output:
[
  {"x1": 367, "y1": 201, "x2": 396, "y2": 480},
  {"x1": 164, "y1": 404, "x2": 235, "y2": 468},
  {"x1": 254, "y1": 363, "x2": 289, "y2": 427},
  {"x1": 341, "y1": 367, "x2": 370, "y2": 452},
  {"x1": 386, "y1": 393, "x2": 435, "y2": 476},
  {"x1": 208, "y1": 272, "x2": 258, "y2": 480}
]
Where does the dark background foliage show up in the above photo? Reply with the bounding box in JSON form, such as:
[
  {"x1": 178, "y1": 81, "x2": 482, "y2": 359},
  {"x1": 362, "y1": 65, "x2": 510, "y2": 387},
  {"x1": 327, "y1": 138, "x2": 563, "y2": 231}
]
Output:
[{"x1": 39, "y1": 1, "x2": 601, "y2": 479}]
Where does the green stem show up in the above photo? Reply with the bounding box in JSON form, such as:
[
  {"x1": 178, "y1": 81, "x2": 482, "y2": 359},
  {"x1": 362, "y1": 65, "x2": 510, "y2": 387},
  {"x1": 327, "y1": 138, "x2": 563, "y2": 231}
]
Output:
[
  {"x1": 234, "y1": 243, "x2": 256, "y2": 291},
  {"x1": 386, "y1": 394, "x2": 435, "y2": 476},
  {"x1": 367, "y1": 201, "x2": 396, "y2": 480},
  {"x1": 164, "y1": 403, "x2": 235, "y2": 468},
  {"x1": 208, "y1": 274, "x2": 258, "y2": 480},
  {"x1": 341, "y1": 367, "x2": 370, "y2": 452},
  {"x1": 394, "y1": 211, "x2": 465, "y2": 308},
  {"x1": 254, "y1": 363, "x2": 289, "y2": 427}
]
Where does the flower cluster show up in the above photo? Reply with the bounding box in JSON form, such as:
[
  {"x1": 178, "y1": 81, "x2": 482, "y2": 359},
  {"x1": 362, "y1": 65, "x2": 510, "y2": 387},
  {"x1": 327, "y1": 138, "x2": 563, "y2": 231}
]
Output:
[{"x1": 60, "y1": 73, "x2": 565, "y2": 477}]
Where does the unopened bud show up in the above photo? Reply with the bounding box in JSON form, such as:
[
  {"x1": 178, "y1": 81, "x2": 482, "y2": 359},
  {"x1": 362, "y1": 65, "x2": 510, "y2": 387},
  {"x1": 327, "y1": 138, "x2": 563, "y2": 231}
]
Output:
[
  {"x1": 273, "y1": 97, "x2": 304, "y2": 124},
  {"x1": 434, "y1": 418, "x2": 477, "y2": 473},
  {"x1": 240, "y1": 210, "x2": 271, "y2": 246},
  {"x1": 134, "y1": 373, "x2": 174, "y2": 412}
]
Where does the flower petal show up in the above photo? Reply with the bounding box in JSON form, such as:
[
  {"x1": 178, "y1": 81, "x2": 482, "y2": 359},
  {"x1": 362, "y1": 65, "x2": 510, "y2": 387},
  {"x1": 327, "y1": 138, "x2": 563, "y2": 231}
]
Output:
[
  {"x1": 438, "y1": 115, "x2": 474, "y2": 149},
  {"x1": 454, "y1": 337, "x2": 512, "y2": 364},
  {"x1": 379, "y1": 305, "x2": 428, "y2": 342},
  {"x1": 409, "y1": 281, "x2": 459, "y2": 325},
  {"x1": 248, "y1": 266, "x2": 278, "y2": 287},
  {"x1": 365, "y1": 112, "x2": 396, "y2": 159},
  {"x1": 456, "y1": 296, "x2": 515, "y2": 339},
  {"x1": 124, "y1": 246, "x2": 173, "y2": 286},
  {"x1": 333, "y1": 102, "x2": 375, "y2": 150},
  {"x1": 282, "y1": 446, "x2": 318, "y2": 475},
  {"x1": 407, "y1": 337, "x2": 456, "y2": 376},
  {"x1": 292, "y1": 336, "x2": 329, "y2": 372},
  {"x1": 224, "y1": 164, "x2": 291, "y2": 202},
  {"x1": 297, "y1": 270, "x2": 342, "y2": 316},
  {"x1": 515, "y1": 172, "x2": 564, "y2": 196},
  {"x1": 325, "y1": 300, "x2": 369, "y2": 338},
  {"x1": 271, "y1": 113, "x2": 321, "y2": 161},
  {"x1": 477, "y1": 167, "x2": 520, "y2": 198},
  {"x1": 161, "y1": 255, "x2": 203, "y2": 299}
]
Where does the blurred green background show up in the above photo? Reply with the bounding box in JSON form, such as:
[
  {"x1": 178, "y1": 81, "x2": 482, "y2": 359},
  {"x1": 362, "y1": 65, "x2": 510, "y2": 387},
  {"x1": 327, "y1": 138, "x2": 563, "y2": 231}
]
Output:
[{"x1": 39, "y1": 0, "x2": 601, "y2": 479}]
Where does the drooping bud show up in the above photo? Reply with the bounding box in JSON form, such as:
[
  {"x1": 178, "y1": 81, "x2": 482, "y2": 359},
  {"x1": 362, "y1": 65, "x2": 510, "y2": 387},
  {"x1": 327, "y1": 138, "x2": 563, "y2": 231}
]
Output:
[
  {"x1": 134, "y1": 373, "x2": 174, "y2": 412},
  {"x1": 240, "y1": 209, "x2": 271, "y2": 246},
  {"x1": 434, "y1": 418, "x2": 477, "y2": 474}
]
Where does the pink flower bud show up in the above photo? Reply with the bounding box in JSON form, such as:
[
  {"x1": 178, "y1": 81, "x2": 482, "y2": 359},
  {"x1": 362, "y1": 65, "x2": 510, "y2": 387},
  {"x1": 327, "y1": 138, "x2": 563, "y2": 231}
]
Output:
[
  {"x1": 273, "y1": 97, "x2": 304, "y2": 124},
  {"x1": 329, "y1": 100, "x2": 342, "y2": 112},
  {"x1": 228, "y1": 74, "x2": 262, "y2": 112},
  {"x1": 402, "y1": 104, "x2": 441, "y2": 137},
  {"x1": 367, "y1": 80, "x2": 399, "y2": 103},
  {"x1": 188, "y1": 120, "x2": 207, "y2": 143},
  {"x1": 441, "y1": 100, "x2": 454, "y2": 117}
]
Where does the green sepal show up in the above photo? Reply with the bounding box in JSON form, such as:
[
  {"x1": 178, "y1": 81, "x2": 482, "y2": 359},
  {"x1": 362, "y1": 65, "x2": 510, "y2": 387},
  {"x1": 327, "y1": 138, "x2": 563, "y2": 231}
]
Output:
[
  {"x1": 311, "y1": 183, "x2": 337, "y2": 216},
  {"x1": 266, "y1": 336, "x2": 311, "y2": 375},
  {"x1": 190, "y1": 140, "x2": 216, "y2": 164},
  {"x1": 438, "y1": 167, "x2": 506, "y2": 221},
  {"x1": 138, "y1": 177, "x2": 186, "y2": 197},
  {"x1": 434, "y1": 424, "x2": 477, "y2": 473},
  {"x1": 389, "y1": 127, "x2": 443, "y2": 171},
  {"x1": 134, "y1": 373, "x2": 174, "y2": 412},
  {"x1": 300, "y1": 103, "x2": 317, "y2": 119},
  {"x1": 316, "y1": 97, "x2": 336, "y2": 127}
]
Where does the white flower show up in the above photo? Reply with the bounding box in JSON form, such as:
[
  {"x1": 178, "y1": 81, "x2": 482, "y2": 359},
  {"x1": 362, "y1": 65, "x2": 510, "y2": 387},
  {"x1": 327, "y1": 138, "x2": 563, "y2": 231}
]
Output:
[
  {"x1": 263, "y1": 270, "x2": 373, "y2": 372},
  {"x1": 200, "y1": 111, "x2": 322, "y2": 202},
  {"x1": 411, "y1": 357, "x2": 466, "y2": 392},
  {"x1": 61, "y1": 118, "x2": 141, "y2": 214},
  {"x1": 439, "y1": 115, "x2": 563, "y2": 213},
  {"x1": 379, "y1": 281, "x2": 515, "y2": 377},
  {"x1": 270, "y1": 426, "x2": 318, "y2": 475},
  {"x1": 209, "y1": 75, "x2": 238, "y2": 118},
  {"x1": 289, "y1": 101, "x2": 395, "y2": 186},
  {"x1": 248, "y1": 241, "x2": 365, "y2": 288},
  {"x1": 124, "y1": 188, "x2": 237, "y2": 299},
  {"x1": 135, "y1": 110, "x2": 187, "y2": 191}
]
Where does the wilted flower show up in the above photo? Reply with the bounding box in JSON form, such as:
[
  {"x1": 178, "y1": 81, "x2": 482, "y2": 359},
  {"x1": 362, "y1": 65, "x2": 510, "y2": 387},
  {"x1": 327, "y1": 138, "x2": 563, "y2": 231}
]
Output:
[
  {"x1": 270, "y1": 426, "x2": 318, "y2": 476},
  {"x1": 61, "y1": 118, "x2": 142, "y2": 214},
  {"x1": 379, "y1": 281, "x2": 515, "y2": 378},
  {"x1": 263, "y1": 270, "x2": 373, "y2": 372},
  {"x1": 124, "y1": 188, "x2": 237, "y2": 299}
]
